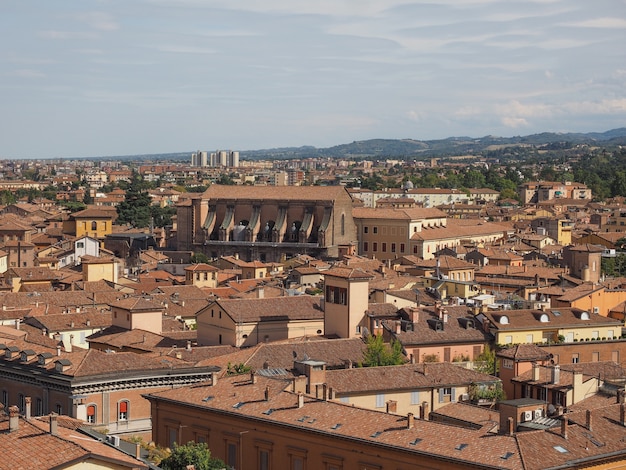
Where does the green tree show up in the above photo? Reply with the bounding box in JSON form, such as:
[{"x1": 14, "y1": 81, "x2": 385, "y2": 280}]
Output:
[
  {"x1": 159, "y1": 442, "x2": 227, "y2": 470},
  {"x1": 362, "y1": 334, "x2": 405, "y2": 367},
  {"x1": 474, "y1": 344, "x2": 497, "y2": 375},
  {"x1": 116, "y1": 173, "x2": 152, "y2": 228},
  {"x1": 190, "y1": 252, "x2": 210, "y2": 264}
]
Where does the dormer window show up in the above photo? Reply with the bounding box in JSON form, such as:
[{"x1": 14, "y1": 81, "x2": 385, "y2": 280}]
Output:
[
  {"x1": 499, "y1": 315, "x2": 509, "y2": 325},
  {"x1": 539, "y1": 313, "x2": 549, "y2": 323}
]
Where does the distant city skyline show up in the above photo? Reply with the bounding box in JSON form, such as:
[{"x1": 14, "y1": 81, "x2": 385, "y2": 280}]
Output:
[{"x1": 1, "y1": 1, "x2": 624, "y2": 159}]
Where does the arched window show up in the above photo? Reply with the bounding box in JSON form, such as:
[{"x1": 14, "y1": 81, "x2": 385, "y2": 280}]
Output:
[
  {"x1": 86, "y1": 404, "x2": 96, "y2": 423},
  {"x1": 91, "y1": 221, "x2": 97, "y2": 231},
  {"x1": 118, "y1": 400, "x2": 129, "y2": 421},
  {"x1": 341, "y1": 214, "x2": 345, "y2": 236}
]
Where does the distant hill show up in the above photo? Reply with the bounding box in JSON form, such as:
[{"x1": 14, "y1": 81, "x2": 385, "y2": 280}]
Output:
[
  {"x1": 91, "y1": 128, "x2": 626, "y2": 162},
  {"x1": 241, "y1": 128, "x2": 626, "y2": 160}
]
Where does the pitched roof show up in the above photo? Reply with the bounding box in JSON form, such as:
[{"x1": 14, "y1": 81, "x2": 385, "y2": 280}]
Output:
[{"x1": 213, "y1": 295, "x2": 324, "y2": 323}]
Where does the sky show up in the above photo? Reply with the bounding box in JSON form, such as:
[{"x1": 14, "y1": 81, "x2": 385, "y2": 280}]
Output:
[{"x1": 1, "y1": 1, "x2": 625, "y2": 159}]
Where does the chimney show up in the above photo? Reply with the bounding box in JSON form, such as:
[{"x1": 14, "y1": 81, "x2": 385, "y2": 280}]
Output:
[
  {"x1": 135, "y1": 443, "x2": 142, "y2": 460},
  {"x1": 86, "y1": 319, "x2": 90, "y2": 327},
  {"x1": 561, "y1": 417, "x2": 568, "y2": 439},
  {"x1": 186, "y1": 340, "x2": 192, "y2": 352},
  {"x1": 257, "y1": 288, "x2": 264, "y2": 299},
  {"x1": 621, "y1": 403, "x2": 626, "y2": 427},
  {"x1": 395, "y1": 321, "x2": 401, "y2": 334},
  {"x1": 56, "y1": 346, "x2": 61, "y2": 356},
  {"x1": 386, "y1": 400, "x2": 397, "y2": 414},
  {"x1": 507, "y1": 416, "x2": 514, "y2": 436},
  {"x1": 586, "y1": 409, "x2": 592, "y2": 431},
  {"x1": 618, "y1": 389, "x2": 626, "y2": 404},
  {"x1": 15, "y1": 319, "x2": 20, "y2": 330},
  {"x1": 420, "y1": 401, "x2": 429, "y2": 421},
  {"x1": 25, "y1": 397, "x2": 31, "y2": 421},
  {"x1": 265, "y1": 385, "x2": 270, "y2": 401},
  {"x1": 251, "y1": 371, "x2": 257, "y2": 384},
  {"x1": 533, "y1": 363, "x2": 541, "y2": 382},
  {"x1": 50, "y1": 413, "x2": 58, "y2": 435},
  {"x1": 210, "y1": 373, "x2": 218, "y2": 387},
  {"x1": 551, "y1": 365, "x2": 560, "y2": 384},
  {"x1": 344, "y1": 359, "x2": 353, "y2": 369},
  {"x1": 407, "y1": 412, "x2": 414, "y2": 429},
  {"x1": 9, "y1": 405, "x2": 19, "y2": 432},
  {"x1": 297, "y1": 392, "x2": 304, "y2": 409}
]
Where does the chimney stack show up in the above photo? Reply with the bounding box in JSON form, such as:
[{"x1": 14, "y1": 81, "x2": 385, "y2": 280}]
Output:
[
  {"x1": 186, "y1": 340, "x2": 192, "y2": 352},
  {"x1": 265, "y1": 385, "x2": 270, "y2": 401},
  {"x1": 56, "y1": 346, "x2": 61, "y2": 357},
  {"x1": 210, "y1": 373, "x2": 218, "y2": 387},
  {"x1": 507, "y1": 417, "x2": 514, "y2": 436},
  {"x1": 50, "y1": 413, "x2": 58, "y2": 435},
  {"x1": 386, "y1": 400, "x2": 397, "y2": 414},
  {"x1": 551, "y1": 365, "x2": 560, "y2": 384},
  {"x1": 420, "y1": 401, "x2": 430, "y2": 420},
  {"x1": 533, "y1": 363, "x2": 541, "y2": 382},
  {"x1": 25, "y1": 397, "x2": 31, "y2": 421},
  {"x1": 9, "y1": 405, "x2": 19, "y2": 432},
  {"x1": 297, "y1": 392, "x2": 304, "y2": 409},
  {"x1": 586, "y1": 409, "x2": 592, "y2": 431},
  {"x1": 135, "y1": 443, "x2": 142, "y2": 460},
  {"x1": 561, "y1": 417, "x2": 568, "y2": 439},
  {"x1": 251, "y1": 371, "x2": 257, "y2": 384},
  {"x1": 407, "y1": 412, "x2": 414, "y2": 429}
]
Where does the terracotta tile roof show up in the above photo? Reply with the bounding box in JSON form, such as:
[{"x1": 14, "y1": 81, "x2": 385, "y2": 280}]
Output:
[
  {"x1": 391, "y1": 305, "x2": 489, "y2": 346},
  {"x1": 352, "y1": 207, "x2": 448, "y2": 220},
  {"x1": 411, "y1": 220, "x2": 512, "y2": 241},
  {"x1": 204, "y1": 184, "x2": 351, "y2": 201},
  {"x1": 146, "y1": 374, "x2": 523, "y2": 469},
  {"x1": 497, "y1": 343, "x2": 550, "y2": 361},
  {"x1": 430, "y1": 401, "x2": 500, "y2": 429},
  {"x1": 323, "y1": 267, "x2": 375, "y2": 280},
  {"x1": 325, "y1": 362, "x2": 499, "y2": 394},
  {"x1": 484, "y1": 308, "x2": 622, "y2": 331},
  {"x1": 214, "y1": 295, "x2": 324, "y2": 323}
]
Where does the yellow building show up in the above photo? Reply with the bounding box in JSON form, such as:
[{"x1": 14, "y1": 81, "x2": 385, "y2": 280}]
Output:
[
  {"x1": 81, "y1": 255, "x2": 119, "y2": 283},
  {"x1": 63, "y1": 207, "x2": 115, "y2": 240},
  {"x1": 483, "y1": 307, "x2": 623, "y2": 345},
  {"x1": 184, "y1": 263, "x2": 219, "y2": 288}
]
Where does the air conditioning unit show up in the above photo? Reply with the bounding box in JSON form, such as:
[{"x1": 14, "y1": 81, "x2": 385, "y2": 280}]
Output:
[
  {"x1": 523, "y1": 411, "x2": 533, "y2": 422},
  {"x1": 460, "y1": 393, "x2": 469, "y2": 401},
  {"x1": 593, "y1": 307, "x2": 600, "y2": 314},
  {"x1": 108, "y1": 435, "x2": 120, "y2": 446},
  {"x1": 534, "y1": 409, "x2": 543, "y2": 419}
]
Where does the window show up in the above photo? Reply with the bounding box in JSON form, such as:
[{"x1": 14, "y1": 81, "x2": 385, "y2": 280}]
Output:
[
  {"x1": 226, "y1": 442, "x2": 238, "y2": 468},
  {"x1": 592, "y1": 352, "x2": 599, "y2": 362},
  {"x1": 36, "y1": 398, "x2": 43, "y2": 416},
  {"x1": 259, "y1": 449, "x2": 270, "y2": 470},
  {"x1": 373, "y1": 227, "x2": 378, "y2": 234},
  {"x1": 375, "y1": 394, "x2": 385, "y2": 408},
  {"x1": 18, "y1": 394, "x2": 25, "y2": 413},
  {"x1": 91, "y1": 221, "x2": 97, "y2": 231},
  {"x1": 400, "y1": 243, "x2": 405, "y2": 253},
  {"x1": 87, "y1": 404, "x2": 96, "y2": 423},
  {"x1": 538, "y1": 388, "x2": 547, "y2": 401},
  {"x1": 391, "y1": 243, "x2": 396, "y2": 253},
  {"x1": 1, "y1": 390, "x2": 7, "y2": 407},
  {"x1": 364, "y1": 226, "x2": 368, "y2": 234},
  {"x1": 363, "y1": 242, "x2": 368, "y2": 252},
  {"x1": 118, "y1": 401, "x2": 129, "y2": 421},
  {"x1": 410, "y1": 391, "x2": 420, "y2": 405},
  {"x1": 373, "y1": 242, "x2": 378, "y2": 251},
  {"x1": 56, "y1": 404, "x2": 63, "y2": 414},
  {"x1": 76, "y1": 242, "x2": 84, "y2": 248},
  {"x1": 341, "y1": 214, "x2": 345, "y2": 236},
  {"x1": 504, "y1": 335, "x2": 513, "y2": 344},
  {"x1": 292, "y1": 456, "x2": 304, "y2": 470},
  {"x1": 382, "y1": 243, "x2": 387, "y2": 252},
  {"x1": 572, "y1": 353, "x2": 579, "y2": 363},
  {"x1": 439, "y1": 387, "x2": 455, "y2": 403}
]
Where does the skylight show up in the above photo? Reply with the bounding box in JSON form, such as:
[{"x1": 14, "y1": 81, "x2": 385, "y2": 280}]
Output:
[
  {"x1": 554, "y1": 446, "x2": 568, "y2": 453},
  {"x1": 409, "y1": 438, "x2": 422, "y2": 446},
  {"x1": 501, "y1": 452, "x2": 515, "y2": 460},
  {"x1": 331, "y1": 423, "x2": 342, "y2": 430},
  {"x1": 455, "y1": 443, "x2": 468, "y2": 451},
  {"x1": 371, "y1": 431, "x2": 382, "y2": 438},
  {"x1": 202, "y1": 396, "x2": 214, "y2": 402},
  {"x1": 233, "y1": 402, "x2": 244, "y2": 409},
  {"x1": 263, "y1": 408, "x2": 274, "y2": 415}
]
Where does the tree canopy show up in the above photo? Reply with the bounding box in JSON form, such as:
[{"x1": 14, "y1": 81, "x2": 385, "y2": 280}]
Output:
[
  {"x1": 159, "y1": 442, "x2": 227, "y2": 470},
  {"x1": 361, "y1": 334, "x2": 405, "y2": 367}
]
